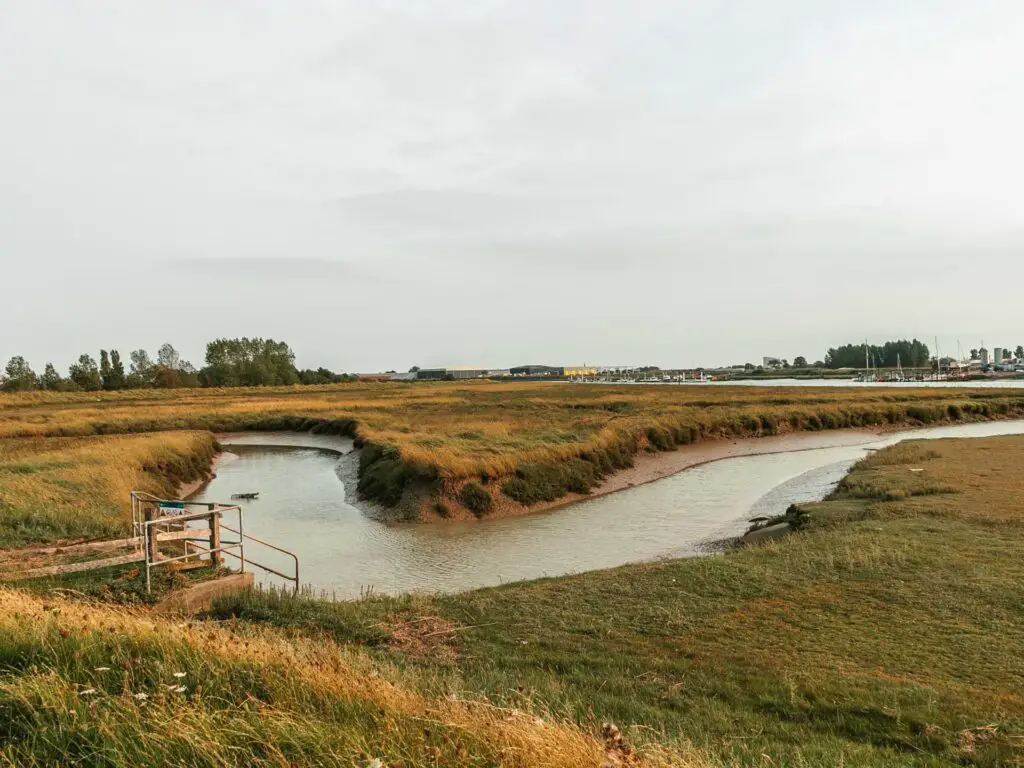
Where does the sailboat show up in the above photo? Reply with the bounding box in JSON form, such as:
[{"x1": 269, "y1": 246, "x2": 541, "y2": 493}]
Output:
[
  {"x1": 855, "y1": 341, "x2": 875, "y2": 383},
  {"x1": 887, "y1": 353, "x2": 905, "y2": 383}
]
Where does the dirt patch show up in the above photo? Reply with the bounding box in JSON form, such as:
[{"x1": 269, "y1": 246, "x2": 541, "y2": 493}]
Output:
[{"x1": 384, "y1": 615, "x2": 460, "y2": 661}]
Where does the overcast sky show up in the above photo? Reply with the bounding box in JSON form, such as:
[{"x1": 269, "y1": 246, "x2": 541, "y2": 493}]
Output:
[{"x1": 3, "y1": 1, "x2": 1023, "y2": 372}]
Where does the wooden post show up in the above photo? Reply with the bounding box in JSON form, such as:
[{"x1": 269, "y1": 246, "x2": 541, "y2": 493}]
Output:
[{"x1": 209, "y1": 509, "x2": 222, "y2": 567}]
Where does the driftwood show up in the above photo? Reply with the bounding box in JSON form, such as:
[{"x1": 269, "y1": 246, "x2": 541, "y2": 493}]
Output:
[{"x1": 231, "y1": 492, "x2": 260, "y2": 500}]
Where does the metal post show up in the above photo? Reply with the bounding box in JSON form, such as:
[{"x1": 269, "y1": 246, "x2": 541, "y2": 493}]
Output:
[
  {"x1": 209, "y1": 508, "x2": 222, "y2": 567},
  {"x1": 237, "y1": 506, "x2": 245, "y2": 574}
]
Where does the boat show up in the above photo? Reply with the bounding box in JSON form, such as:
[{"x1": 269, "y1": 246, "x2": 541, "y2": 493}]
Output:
[{"x1": 231, "y1": 492, "x2": 260, "y2": 500}]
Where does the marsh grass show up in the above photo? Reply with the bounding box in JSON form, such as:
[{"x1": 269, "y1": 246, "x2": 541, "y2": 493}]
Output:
[
  {"x1": 0, "y1": 432, "x2": 217, "y2": 548},
  {"x1": 0, "y1": 587, "x2": 647, "y2": 767}
]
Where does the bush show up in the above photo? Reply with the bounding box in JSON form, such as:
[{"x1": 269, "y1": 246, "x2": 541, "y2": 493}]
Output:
[
  {"x1": 459, "y1": 482, "x2": 492, "y2": 517},
  {"x1": 502, "y1": 458, "x2": 601, "y2": 505},
  {"x1": 358, "y1": 443, "x2": 414, "y2": 506}
]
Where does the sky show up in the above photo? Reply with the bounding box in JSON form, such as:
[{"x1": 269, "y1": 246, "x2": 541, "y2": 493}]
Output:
[{"x1": 2, "y1": 1, "x2": 1023, "y2": 372}]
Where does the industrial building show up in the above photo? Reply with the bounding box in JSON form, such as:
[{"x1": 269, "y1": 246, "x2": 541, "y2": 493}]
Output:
[
  {"x1": 509, "y1": 365, "x2": 596, "y2": 377},
  {"x1": 415, "y1": 367, "x2": 490, "y2": 380},
  {"x1": 510, "y1": 365, "x2": 560, "y2": 376}
]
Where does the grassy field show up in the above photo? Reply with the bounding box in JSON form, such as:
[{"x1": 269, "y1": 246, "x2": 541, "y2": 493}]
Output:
[
  {"x1": 0, "y1": 432, "x2": 217, "y2": 548},
  {"x1": 0, "y1": 587, "x2": 644, "y2": 767},
  {"x1": 2, "y1": 388, "x2": 1023, "y2": 763},
  {"x1": 212, "y1": 435, "x2": 1024, "y2": 766},
  {"x1": 3, "y1": 381, "x2": 1024, "y2": 517}
]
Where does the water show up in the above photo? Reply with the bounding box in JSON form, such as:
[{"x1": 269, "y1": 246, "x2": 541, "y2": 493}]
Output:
[
  {"x1": 191, "y1": 420, "x2": 1024, "y2": 597},
  {"x1": 595, "y1": 378, "x2": 1024, "y2": 388}
]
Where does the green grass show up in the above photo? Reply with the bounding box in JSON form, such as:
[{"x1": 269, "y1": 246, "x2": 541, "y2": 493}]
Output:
[{"x1": 214, "y1": 436, "x2": 1024, "y2": 766}]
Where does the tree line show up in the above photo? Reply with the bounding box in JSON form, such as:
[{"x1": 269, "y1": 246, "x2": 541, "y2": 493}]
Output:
[
  {"x1": 0, "y1": 338, "x2": 355, "y2": 392},
  {"x1": 824, "y1": 339, "x2": 931, "y2": 369}
]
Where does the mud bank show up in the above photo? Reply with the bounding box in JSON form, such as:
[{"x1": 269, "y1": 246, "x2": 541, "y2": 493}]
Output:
[
  {"x1": 177, "y1": 451, "x2": 230, "y2": 499},
  {"x1": 418, "y1": 428, "x2": 884, "y2": 522}
]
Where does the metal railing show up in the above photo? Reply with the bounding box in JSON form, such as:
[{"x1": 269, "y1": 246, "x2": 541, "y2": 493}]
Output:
[{"x1": 133, "y1": 490, "x2": 299, "y2": 593}]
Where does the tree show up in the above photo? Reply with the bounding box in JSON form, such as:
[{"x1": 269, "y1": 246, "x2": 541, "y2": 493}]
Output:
[
  {"x1": 825, "y1": 339, "x2": 930, "y2": 369},
  {"x1": 298, "y1": 367, "x2": 348, "y2": 385},
  {"x1": 201, "y1": 337, "x2": 299, "y2": 387},
  {"x1": 107, "y1": 349, "x2": 126, "y2": 390},
  {"x1": 127, "y1": 349, "x2": 154, "y2": 388},
  {"x1": 970, "y1": 349, "x2": 980, "y2": 360},
  {"x1": 1016, "y1": 346, "x2": 1024, "y2": 361},
  {"x1": 408, "y1": 365, "x2": 421, "y2": 373},
  {"x1": 793, "y1": 356, "x2": 808, "y2": 368},
  {"x1": 157, "y1": 343, "x2": 181, "y2": 371},
  {"x1": 99, "y1": 350, "x2": 112, "y2": 389},
  {"x1": 68, "y1": 354, "x2": 101, "y2": 391},
  {"x1": 2, "y1": 356, "x2": 37, "y2": 392},
  {"x1": 40, "y1": 363, "x2": 64, "y2": 390}
]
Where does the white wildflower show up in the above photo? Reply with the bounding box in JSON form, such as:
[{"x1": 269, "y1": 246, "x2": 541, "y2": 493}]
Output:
[
  {"x1": 79, "y1": 688, "x2": 97, "y2": 696},
  {"x1": 133, "y1": 692, "x2": 148, "y2": 700},
  {"x1": 172, "y1": 672, "x2": 186, "y2": 678},
  {"x1": 94, "y1": 667, "x2": 111, "y2": 672}
]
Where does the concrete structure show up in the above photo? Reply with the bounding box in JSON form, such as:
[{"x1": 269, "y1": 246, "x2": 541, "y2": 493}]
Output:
[
  {"x1": 993, "y1": 347, "x2": 1004, "y2": 367},
  {"x1": 980, "y1": 349, "x2": 990, "y2": 367}
]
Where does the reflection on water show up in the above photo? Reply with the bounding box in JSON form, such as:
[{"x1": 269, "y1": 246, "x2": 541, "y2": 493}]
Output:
[{"x1": 191, "y1": 420, "x2": 1024, "y2": 597}]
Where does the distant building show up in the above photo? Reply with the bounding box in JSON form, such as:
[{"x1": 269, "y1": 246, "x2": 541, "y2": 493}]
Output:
[
  {"x1": 562, "y1": 366, "x2": 597, "y2": 377},
  {"x1": 510, "y1": 365, "x2": 560, "y2": 376},
  {"x1": 993, "y1": 347, "x2": 1003, "y2": 367},
  {"x1": 980, "y1": 349, "x2": 990, "y2": 367},
  {"x1": 416, "y1": 367, "x2": 489, "y2": 380}
]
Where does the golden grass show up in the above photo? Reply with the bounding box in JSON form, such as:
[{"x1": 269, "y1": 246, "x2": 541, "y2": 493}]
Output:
[
  {"x1": 0, "y1": 432, "x2": 217, "y2": 547},
  {"x1": 0, "y1": 587, "x2": 704, "y2": 766},
  {"x1": 3, "y1": 382, "x2": 1023, "y2": 485}
]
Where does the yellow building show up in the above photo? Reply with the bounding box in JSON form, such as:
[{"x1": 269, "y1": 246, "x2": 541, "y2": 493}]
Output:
[{"x1": 562, "y1": 366, "x2": 597, "y2": 377}]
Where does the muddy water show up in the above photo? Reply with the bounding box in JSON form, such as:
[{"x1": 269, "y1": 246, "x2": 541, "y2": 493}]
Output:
[{"x1": 190, "y1": 420, "x2": 1024, "y2": 597}]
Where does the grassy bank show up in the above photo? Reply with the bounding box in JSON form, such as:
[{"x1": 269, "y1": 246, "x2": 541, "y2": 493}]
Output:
[
  {"x1": 3, "y1": 382, "x2": 1024, "y2": 516},
  {"x1": 0, "y1": 432, "x2": 218, "y2": 548},
  {"x1": 0, "y1": 588, "x2": 641, "y2": 767},
  {"x1": 214, "y1": 435, "x2": 1024, "y2": 766}
]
